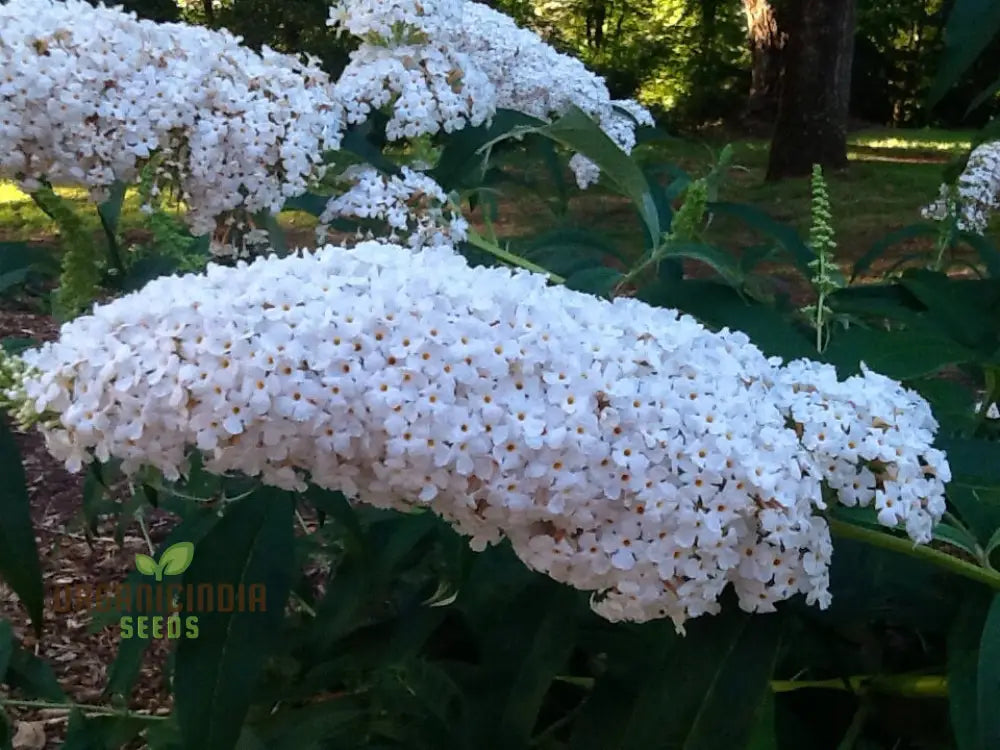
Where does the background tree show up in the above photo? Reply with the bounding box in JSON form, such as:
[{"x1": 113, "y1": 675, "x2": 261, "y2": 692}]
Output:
[
  {"x1": 766, "y1": 0, "x2": 857, "y2": 179},
  {"x1": 742, "y1": 0, "x2": 783, "y2": 123}
]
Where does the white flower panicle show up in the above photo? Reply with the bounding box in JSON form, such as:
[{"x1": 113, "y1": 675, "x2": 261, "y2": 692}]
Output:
[
  {"x1": 14, "y1": 241, "x2": 949, "y2": 628},
  {"x1": 328, "y1": 0, "x2": 465, "y2": 42},
  {"x1": 329, "y1": 0, "x2": 654, "y2": 185},
  {"x1": 319, "y1": 166, "x2": 468, "y2": 249},
  {"x1": 2, "y1": 0, "x2": 654, "y2": 247},
  {"x1": 453, "y1": 4, "x2": 653, "y2": 145},
  {"x1": 333, "y1": 43, "x2": 495, "y2": 140},
  {"x1": 923, "y1": 141, "x2": 1000, "y2": 234},
  {"x1": 0, "y1": 0, "x2": 344, "y2": 236}
]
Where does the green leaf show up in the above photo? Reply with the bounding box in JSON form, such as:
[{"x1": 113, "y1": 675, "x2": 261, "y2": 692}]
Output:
[
  {"x1": 96, "y1": 181, "x2": 127, "y2": 238},
  {"x1": 134, "y1": 553, "x2": 158, "y2": 577},
  {"x1": 746, "y1": 690, "x2": 778, "y2": 750},
  {"x1": 967, "y1": 74, "x2": 1000, "y2": 116},
  {"x1": 249, "y1": 698, "x2": 362, "y2": 749},
  {"x1": 660, "y1": 242, "x2": 744, "y2": 287},
  {"x1": 0, "y1": 242, "x2": 58, "y2": 277},
  {"x1": 949, "y1": 593, "x2": 991, "y2": 750},
  {"x1": 340, "y1": 121, "x2": 402, "y2": 177},
  {"x1": 933, "y1": 523, "x2": 984, "y2": 558},
  {"x1": 234, "y1": 727, "x2": 268, "y2": 750},
  {"x1": 259, "y1": 212, "x2": 287, "y2": 257},
  {"x1": 173, "y1": 489, "x2": 296, "y2": 750},
  {"x1": 68, "y1": 714, "x2": 148, "y2": 749},
  {"x1": 96, "y1": 180, "x2": 128, "y2": 279},
  {"x1": 537, "y1": 106, "x2": 660, "y2": 245},
  {"x1": 936, "y1": 438, "x2": 1000, "y2": 490},
  {"x1": 512, "y1": 228, "x2": 625, "y2": 277},
  {"x1": 121, "y1": 256, "x2": 180, "y2": 292},
  {"x1": 946, "y1": 487, "x2": 1000, "y2": 549},
  {"x1": 103, "y1": 507, "x2": 223, "y2": 700},
  {"x1": 828, "y1": 283, "x2": 925, "y2": 326},
  {"x1": 0, "y1": 269, "x2": 30, "y2": 294},
  {"x1": 0, "y1": 417, "x2": 44, "y2": 635},
  {"x1": 985, "y1": 526, "x2": 1000, "y2": 564},
  {"x1": 432, "y1": 109, "x2": 545, "y2": 190},
  {"x1": 0, "y1": 621, "x2": 12, "y2": 681},
  {"x1": 898, "y1": 270, "x2": 1000, "y2": 352},
  {"x1": 571, "y1": 610, "x2": 783, "y2": 750},
  {"x1": 63, "y1": 709, "x2": 107, "y2": 750},
  {"x1": 144, "y1": 721, "x2": 184, "y2": 750},
  {"x1": 495, "y1": 586, "x2": 579, "y2": 746},
  {"x1": 911, "y1": 378, "x2": 977, "y2": 436},
  {"x1": 959, "y1": 232, "x2": 1000, "y2": 279},
  {"x1": 852, "y1": 224, "x2": 939, "y2": 280},
  {"x1": 159, "y1": 542, "x2": 195, "y2": 577},
  {"x1": 930, "y1": 0, "x2": 1000, "y2": 105},
  {"x1": 5, "y1": 642, "x2": 67, "y2": 702},
  {"x1": 1, "y1": 338, "x2": 37, "y2": 356},
  {"x1": 979, "y1": 593, "x2": 1000, "y2": 749},
  {"x1": 281, "y1": 192, "x2": 329, "y2": 218},
  {"x1": 563, "y1": 267, "x2": 623, "y2": 298},
  {"x1": 708, "y1": 202, "x2": 815, "y2": 275},
  {"x1": 823, "y1": 326, "x2": 975, "y2": 380}
]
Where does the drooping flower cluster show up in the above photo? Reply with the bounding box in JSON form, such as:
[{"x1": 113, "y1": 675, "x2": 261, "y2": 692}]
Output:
[
  {"x1": 10, "y1": 241, "x2": 950, "y2": 628},
  {"x1": 450, "y1": 3, "x2": 655, "y2": 187},
  {"x1": 923, "y1": 141, "x2": 1000, "y2": 234},
  {"x1": 2, "y1": 0, "x2": 655, "y2": 251},
  {"x1": 333, "y1": 40, "x2": 495, "y2": 141},
  {"x1": 329, "y1": 0, "x2": 654, "y2": 187},
  {"x1": 319, "y1": 166, "x2": 469, "y2": 249},
  {"x1": 0, "y1": 0, "x2": 344, "y2": 236}
]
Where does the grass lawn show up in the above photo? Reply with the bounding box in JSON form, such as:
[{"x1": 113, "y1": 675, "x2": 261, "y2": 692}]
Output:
[
  {"x1": 639, "y1": 126, "x2": 974, "y2": 256},
  {"x1": 0, "y1": 128, "x2": 983, "y2": 280},
  {"x1": 471, "y1": 127, "x2": 979, "y2": 273}
]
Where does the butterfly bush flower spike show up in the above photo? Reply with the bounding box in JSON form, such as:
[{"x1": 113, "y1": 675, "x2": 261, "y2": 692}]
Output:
[
  {"x1": 923, "y1": 141, "x2": 1000, "y2": 234},
  {"x1": 8, "y1": 242, "x2": 950, "y2": 630},
  {"x1": 0, "y1": 0, "x2": 344, "y2": 236}
]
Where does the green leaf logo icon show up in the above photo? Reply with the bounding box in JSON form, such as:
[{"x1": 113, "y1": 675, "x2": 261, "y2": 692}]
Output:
[
  {"x1": 135, "y1": 553, "x2": 158, "y2": 577},
  {"x1": 160, "y1": 542, "x2": 195, "y2": 577},
  {"x1": 134, "y1": 542, "x2": 195, "y2": 581}
]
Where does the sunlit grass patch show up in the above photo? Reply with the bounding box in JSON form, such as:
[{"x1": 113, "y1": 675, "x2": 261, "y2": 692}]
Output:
[{"x1": 850, "y1": 128, "x2": 973, "y2": 153}]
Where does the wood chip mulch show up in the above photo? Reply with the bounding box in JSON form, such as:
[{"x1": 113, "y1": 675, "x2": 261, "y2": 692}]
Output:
[{"x1": 0, "y1": 309, "x2": 176, "y2": 749}]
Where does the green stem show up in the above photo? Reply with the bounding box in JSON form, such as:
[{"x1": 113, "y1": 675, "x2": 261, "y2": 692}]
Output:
[
  {"x1": 771, "y1": 674, "x2": 947, "y2": 698},
  {"x1": 815, "y1": 288, "x2": 826, "y2": 353},
  {"x1": 465, "y1": 230, "x2": 565, "y2": 283},
  {"x1": 932, "y1": 219, "x2": 956, "y2": 272},
  {"x1": 136, "y1": 509, "x2": 155, "y2": 556},
  {"x1": 0, "y1": 698, "x2": 169, "y2": 721},
  {"x1": 827, "y1": 516, "x2": 1000, "y2": 590},
  {"x1": 556, "y1": 671, "x2": 947, "y2": 698},
  {"x1": 613, "y1": 241, "x2": 664, "y2": 297}
]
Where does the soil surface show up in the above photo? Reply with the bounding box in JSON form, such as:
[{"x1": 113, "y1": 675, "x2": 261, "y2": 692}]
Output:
[{"x1": 0, "y1": 309, "x2": 175, "y2": 749}]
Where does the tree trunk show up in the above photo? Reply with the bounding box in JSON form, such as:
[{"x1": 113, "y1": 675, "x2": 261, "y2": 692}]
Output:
[
  {"x1": 743, "y1": 0, "x2": 784, "y2": 122},
  {"x1": 202, "y1": 0, "x2": 215, "y2": 24},
  {"x1": 766, "y1": 0, "x2": 856, "y2": 180}
]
